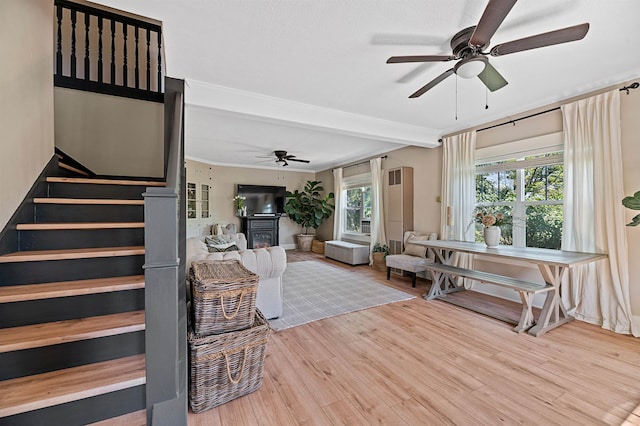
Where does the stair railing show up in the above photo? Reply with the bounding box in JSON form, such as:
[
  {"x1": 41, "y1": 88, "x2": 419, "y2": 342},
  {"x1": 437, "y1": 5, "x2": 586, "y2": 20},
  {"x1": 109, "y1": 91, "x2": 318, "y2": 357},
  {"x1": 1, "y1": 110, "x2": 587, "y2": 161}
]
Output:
[
  {"x1": 142, "y1": 77, "x2": 187, "y2": 425},
  {"x1": 54, "y1": 0, "x2": 164, "y2": 102}
]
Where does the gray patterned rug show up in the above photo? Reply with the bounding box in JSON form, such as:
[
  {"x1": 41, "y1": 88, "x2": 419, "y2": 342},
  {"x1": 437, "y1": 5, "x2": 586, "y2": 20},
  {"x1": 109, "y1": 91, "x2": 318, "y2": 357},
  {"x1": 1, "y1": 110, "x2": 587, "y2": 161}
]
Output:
[{"x1": 268, "y1": 260, "x2": 415, "y2": 331}]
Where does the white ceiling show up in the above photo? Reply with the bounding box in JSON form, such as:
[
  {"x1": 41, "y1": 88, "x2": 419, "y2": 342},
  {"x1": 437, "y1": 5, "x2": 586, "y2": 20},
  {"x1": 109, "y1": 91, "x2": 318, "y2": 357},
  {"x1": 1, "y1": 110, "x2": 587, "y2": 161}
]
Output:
[{"x1": 98, "y1": 0, "x2": 640, "y2": 172}]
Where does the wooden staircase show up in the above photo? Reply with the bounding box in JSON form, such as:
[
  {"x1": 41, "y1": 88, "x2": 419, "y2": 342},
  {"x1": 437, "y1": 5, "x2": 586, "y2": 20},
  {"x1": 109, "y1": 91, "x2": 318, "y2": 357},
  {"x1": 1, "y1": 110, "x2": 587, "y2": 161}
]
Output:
[{"x1": 0, "y1": 164, "x2": 165, "y2": 425}]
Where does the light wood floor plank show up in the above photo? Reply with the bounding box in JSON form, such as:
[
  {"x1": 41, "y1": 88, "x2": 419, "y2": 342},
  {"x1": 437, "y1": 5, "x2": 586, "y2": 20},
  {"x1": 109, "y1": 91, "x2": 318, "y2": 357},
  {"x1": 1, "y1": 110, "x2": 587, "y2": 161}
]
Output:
[
  {"x1": 0, "y1": 354, "x2": 145, "y2": 418},
  {"x1": 187, "y1": 250, "x2": 640, "y2": 425},
  {"x1": 0, "y1": 275, "x2": 145, "y2": 303},
  {"x1": 0, "y1": 311, "x2": 145, "y2": 352}
]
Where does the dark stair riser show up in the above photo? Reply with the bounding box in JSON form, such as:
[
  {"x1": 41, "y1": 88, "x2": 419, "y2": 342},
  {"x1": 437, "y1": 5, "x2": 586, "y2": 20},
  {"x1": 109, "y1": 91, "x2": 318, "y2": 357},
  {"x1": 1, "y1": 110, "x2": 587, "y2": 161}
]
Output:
[
  {"x1": 0, "y1": 289, "x2": 144, "y2": 328},
  {"x1": 34, "y1": 203, "x2": 143, "y2": 223},
  {"x1": 19, "y1": 228, "x2": 144, "y2": 251},
  {"x1": 0, "y1": 385, "x2": 145, "y2": 426},
  {"x1": 47, "y1": 183, "x2": 150, "y2": 200},
  {"x1": 0, "y1": 331, "x2": 144, "y2": 381},
  {"x1": 0, "y1": 255, "x2": 145, "y2": 286}
]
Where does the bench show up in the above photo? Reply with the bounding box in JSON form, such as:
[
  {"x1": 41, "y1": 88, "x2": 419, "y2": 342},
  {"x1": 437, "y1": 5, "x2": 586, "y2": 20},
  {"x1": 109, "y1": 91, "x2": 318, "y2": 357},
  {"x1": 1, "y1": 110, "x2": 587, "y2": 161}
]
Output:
[
  {"x1": 424, "y1": 263, "x2": 554, "y2": 333},
  {"x1": 324, "y1": 240, "x2": 369, "y2": 265}
]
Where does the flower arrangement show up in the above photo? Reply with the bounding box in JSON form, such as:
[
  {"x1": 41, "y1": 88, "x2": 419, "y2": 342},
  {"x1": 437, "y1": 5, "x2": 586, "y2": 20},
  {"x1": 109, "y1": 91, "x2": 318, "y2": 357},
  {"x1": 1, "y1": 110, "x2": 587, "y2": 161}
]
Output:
[
  {"x1": 475, "y1": 211, "x2": 507, "y2": 228},
  {"x1": 233, "y1": 195, "x2": 246, "y2": 209}
]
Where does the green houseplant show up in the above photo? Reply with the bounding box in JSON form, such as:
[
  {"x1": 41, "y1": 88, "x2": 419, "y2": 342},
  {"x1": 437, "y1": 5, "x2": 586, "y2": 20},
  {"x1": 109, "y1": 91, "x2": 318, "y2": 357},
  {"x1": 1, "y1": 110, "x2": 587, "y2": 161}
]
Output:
[
  {"x1": 622, "y1": 191, "x2": 640, "y2": 226},
  {"x1": 284, "y1": 180, "x2": 335, "y2": 251}
]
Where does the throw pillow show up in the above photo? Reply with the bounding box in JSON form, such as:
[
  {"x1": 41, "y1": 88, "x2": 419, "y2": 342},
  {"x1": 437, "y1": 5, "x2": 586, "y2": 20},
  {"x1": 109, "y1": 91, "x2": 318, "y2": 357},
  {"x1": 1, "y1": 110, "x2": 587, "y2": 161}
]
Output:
[
  {"x1": 403, "y1": 235, "x2": 429, "y2": 258},
  {"x1": 205, "y1": 235, "x2": 228, "y2": 246},
  {"x1": 221, "y1": 223, "x2": 237, "y2": 235},
  {"x1": 207, "y1": 243, "x2": 239, "y2": 252}
]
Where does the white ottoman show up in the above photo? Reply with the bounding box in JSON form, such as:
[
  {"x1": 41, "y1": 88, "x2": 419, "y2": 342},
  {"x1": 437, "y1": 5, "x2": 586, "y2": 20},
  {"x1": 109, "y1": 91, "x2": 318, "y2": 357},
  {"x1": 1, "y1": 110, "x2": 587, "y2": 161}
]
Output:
[{"x1": 325, "y1": 240, "x2": 370, "y2": 265}]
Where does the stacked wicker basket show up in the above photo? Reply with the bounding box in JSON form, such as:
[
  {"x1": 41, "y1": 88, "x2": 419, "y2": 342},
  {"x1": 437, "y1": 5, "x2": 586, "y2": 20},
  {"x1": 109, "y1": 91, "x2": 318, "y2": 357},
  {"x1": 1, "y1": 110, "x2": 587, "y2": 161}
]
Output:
[{"x1": 188, "y1": 259, "x2": 271, "y2": 413}]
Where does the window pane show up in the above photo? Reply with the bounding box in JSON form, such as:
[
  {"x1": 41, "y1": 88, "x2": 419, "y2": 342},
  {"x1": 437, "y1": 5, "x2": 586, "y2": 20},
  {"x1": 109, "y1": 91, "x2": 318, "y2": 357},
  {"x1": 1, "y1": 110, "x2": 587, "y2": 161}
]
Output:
[
  {"x1": 524, "y1": 163, "x2": 564, "y2": 201},
  {"x1": 346, "y1": 188, "x2": 362, "y2": 208},
  {"x1": 526, "y1": 205, "x2": 563, "y2": 249},
  {"x1": 187, "y1": 183, "x2": 196, "y2": 219},
  {"x1": 476, "y1": 170, "x2": 515, "y2": 202},
  {"x1": 362, "y1": 186, "x2": 372, "y2": 218},
  {"x1": 346, "y1": 209, "x2": 361, "y2": 232}
]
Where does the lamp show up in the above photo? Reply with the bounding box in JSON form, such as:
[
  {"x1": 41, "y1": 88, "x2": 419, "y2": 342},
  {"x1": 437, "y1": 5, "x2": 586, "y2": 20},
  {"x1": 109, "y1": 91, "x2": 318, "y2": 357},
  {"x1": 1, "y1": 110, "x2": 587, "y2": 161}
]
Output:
[{"x1": 454, "y1": 56, "x2": 487, "y2": 79}]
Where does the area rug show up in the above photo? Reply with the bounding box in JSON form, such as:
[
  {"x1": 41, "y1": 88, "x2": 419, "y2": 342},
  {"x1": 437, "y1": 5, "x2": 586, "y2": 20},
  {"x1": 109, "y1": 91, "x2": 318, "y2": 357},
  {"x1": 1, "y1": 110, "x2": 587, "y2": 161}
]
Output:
[{"x1": 268, "y1": 260, "x2": 415, "y2": 331}]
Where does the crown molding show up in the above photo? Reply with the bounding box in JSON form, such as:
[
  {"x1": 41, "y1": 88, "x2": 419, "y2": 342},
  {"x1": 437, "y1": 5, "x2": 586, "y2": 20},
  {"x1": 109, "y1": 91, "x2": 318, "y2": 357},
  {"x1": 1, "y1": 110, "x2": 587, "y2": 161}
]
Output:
[{"x1": 185, "y1": 79, "x2": 440, "y2": 148}]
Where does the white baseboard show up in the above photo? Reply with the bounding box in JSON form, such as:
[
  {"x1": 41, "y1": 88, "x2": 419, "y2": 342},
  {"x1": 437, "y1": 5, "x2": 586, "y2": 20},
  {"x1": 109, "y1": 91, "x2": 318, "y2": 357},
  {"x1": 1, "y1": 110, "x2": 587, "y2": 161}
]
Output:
[{"x1": 280, "y1": 243, "x2": 297, "y2": 250}]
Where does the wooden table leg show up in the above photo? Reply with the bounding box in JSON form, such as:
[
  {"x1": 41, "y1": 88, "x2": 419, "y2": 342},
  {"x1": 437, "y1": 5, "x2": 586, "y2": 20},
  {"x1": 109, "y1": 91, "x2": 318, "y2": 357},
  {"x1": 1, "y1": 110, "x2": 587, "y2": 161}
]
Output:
[
  {"x1": 528, "y1": 264, "x2": 573, "y2": 336},
  {"x1": 423, "y1": 249, "x2": 465, "y2": 300}
]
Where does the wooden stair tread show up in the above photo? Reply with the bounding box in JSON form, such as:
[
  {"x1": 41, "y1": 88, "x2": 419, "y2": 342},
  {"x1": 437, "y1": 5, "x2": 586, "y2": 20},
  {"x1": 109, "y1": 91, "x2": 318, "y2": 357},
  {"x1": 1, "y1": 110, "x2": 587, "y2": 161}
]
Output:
[
  {"x1": 0, "y1": 246, "x2": 144, "y2": 263},
  {"x1": 0, "y1": 311, "x2": 145, "y2": 353},
  {"x1": 47, "y1": 177, "x2": 165, "y2": 187},
  {"x1": 34, "y1": 198, "x2": 144, "y2": 205},
  {"x1": 0, "y1": 354, "x2": 145, "y2": 418},
  {"x1": 87, "y1": 409, "x2": 146, "y2": 426},
  {"x1": 17, "y1": 222, "x2": 144, "y2": 230},
  {"x1": 0, "y1": 275, "x2": 145, "y2": 303}
]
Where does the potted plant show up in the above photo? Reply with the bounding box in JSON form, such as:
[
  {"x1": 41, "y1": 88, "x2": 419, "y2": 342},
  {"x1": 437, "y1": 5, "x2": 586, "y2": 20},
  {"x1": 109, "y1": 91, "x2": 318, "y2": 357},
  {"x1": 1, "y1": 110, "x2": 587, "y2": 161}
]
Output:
[
  {"x1": 284, "y1": 180, "x2": 335, "y2": 251},
  {"x1": 371, "y1": 243, "x2": 390, "y2": 272}
]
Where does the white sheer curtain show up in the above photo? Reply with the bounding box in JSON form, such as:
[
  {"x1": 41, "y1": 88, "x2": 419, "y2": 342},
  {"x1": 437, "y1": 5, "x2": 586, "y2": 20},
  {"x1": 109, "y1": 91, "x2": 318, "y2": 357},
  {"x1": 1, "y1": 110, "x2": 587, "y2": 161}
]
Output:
[
  {"x1": 561, "y1": 89, "x2": 637, "y2": 336},
  {"x1": 332, "y1": 168, "x2": 345, "y2": 241},
  {"x1": 369, "y1": 158, "x2": 386, "y2": 265},
  {"x1": 441, "y1": 131, "x2": 477, "y2": 242}
]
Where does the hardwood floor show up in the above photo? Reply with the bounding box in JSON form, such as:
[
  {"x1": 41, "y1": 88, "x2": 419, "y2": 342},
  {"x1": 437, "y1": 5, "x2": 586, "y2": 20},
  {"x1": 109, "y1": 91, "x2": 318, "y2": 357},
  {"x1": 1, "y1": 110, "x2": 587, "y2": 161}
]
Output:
[{"x1": 188, "y1": 250, "x2": 640, "y2": 425}]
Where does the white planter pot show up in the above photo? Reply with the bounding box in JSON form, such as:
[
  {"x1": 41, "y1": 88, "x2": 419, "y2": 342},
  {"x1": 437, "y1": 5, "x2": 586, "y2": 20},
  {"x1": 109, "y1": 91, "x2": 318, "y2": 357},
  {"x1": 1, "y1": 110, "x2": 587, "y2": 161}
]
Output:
[{"x1": 483, "y1": 226, "x2": 501, "y2": 248}]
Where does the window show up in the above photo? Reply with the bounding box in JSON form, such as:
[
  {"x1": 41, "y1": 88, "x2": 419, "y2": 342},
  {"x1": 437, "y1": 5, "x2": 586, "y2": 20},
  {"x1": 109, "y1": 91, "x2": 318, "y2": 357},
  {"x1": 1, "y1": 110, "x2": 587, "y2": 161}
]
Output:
[
  {"x1": 476, "y1": 138, "x2": 564, "y2": 249},
  {"x1": 345, "y1": 185, "x2": 372, "y2": 233},
  {"x1": 341, "y1": 172, "x2": 372, "y2": 235},
  {"x1": 200, "y1": 184, "x2": 210, "y2": 218}
]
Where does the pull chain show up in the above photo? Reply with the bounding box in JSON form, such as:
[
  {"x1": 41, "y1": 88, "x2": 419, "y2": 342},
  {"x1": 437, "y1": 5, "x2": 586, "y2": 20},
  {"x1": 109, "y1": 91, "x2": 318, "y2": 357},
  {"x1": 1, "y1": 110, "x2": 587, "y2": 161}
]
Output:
[
  {"x1": 455, "y1": 74, "x2": 458, "y2": 120},
  {"x1": 485, "y1": 86, "x2": 489, "y2": 110}
]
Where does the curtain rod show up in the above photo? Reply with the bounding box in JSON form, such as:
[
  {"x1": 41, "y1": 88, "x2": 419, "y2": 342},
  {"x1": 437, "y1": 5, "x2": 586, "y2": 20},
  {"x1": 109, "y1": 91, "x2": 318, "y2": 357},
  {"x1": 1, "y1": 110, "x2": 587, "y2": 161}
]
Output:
[
  {"x1": 336, "y1": 155, "x2": 388, "y2": 171},
  {"x1": 439, "y1": 82, "x2": 639, "y2": 141}
]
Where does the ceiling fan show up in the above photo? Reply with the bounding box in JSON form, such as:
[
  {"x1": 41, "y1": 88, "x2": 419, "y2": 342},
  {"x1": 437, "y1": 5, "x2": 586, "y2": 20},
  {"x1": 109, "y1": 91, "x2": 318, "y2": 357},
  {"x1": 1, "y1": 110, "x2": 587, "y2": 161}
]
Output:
[
  {"x1": 387, "y1": 0, "x2": 590, "y2": 98},
  {"x1": 273, "y1": 150, "x2": 310, "y2": 167}
]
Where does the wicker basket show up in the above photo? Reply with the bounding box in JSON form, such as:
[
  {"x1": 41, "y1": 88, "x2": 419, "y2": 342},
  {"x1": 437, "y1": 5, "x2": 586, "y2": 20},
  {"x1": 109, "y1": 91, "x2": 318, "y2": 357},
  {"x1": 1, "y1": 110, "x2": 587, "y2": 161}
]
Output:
[
  {"x1": 311, "y1": 240, "x2": 325, "y2": 254},
  {"x1": 188, "y1": 309, "x2": 270, "y2": 413},
  {"x1": 190, "y1": 259, "x2": 259, "y2": 336}
]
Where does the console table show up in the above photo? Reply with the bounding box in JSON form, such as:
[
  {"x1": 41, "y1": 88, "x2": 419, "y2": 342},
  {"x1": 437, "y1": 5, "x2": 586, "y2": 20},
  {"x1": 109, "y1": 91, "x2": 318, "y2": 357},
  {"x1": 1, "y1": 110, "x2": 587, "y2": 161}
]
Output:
[
  {"x1": 412, "y1": 240, "x2": 607, "y2": 336},
  {"x1": 239, "y1": 216, "x2": 280, "y2": 249}
]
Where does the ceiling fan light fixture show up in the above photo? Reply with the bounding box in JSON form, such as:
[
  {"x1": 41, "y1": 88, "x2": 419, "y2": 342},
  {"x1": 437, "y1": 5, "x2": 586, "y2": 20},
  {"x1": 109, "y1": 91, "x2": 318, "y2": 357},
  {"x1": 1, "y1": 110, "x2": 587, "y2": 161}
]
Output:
[{"x1": 454, "y1": 56, "x2": 487, "y2": 79}]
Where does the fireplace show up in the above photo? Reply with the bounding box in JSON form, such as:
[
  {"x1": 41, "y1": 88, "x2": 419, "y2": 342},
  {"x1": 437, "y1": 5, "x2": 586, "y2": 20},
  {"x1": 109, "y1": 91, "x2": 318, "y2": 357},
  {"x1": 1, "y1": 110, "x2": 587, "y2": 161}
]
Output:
[{"x1": 240, "y1": 216, "x2": 280, "y2": 248}]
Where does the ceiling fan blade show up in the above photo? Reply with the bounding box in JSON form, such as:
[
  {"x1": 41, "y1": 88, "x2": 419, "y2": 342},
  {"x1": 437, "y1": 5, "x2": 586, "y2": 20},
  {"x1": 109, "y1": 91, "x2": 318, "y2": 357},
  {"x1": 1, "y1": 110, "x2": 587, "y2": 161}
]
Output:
[
  {"x1": 387, "y1": 55, "x2": 455, "y2": 64},
  {"x1": 490, "y1": 23, "x2": 589, "y2": 56},
  {"x1": 288, "y1": 158, "x2": 310, "y2": 163},
  {"x1": 409, "y1": 68, "x2": 455, "y2": 98},
  {"x1": 469, "y1": 0, "x2": 518, "y2": 48},
  {"x1": 477, "y1": 61, "x2": 508, "y2": 92}
]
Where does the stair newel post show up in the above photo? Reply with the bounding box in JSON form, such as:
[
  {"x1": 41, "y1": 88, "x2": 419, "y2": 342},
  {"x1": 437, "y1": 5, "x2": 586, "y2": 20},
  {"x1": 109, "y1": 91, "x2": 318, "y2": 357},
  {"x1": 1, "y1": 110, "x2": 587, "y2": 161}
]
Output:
[{"x1": 143, "y1": 187, "x2": 186, "y2": 425}]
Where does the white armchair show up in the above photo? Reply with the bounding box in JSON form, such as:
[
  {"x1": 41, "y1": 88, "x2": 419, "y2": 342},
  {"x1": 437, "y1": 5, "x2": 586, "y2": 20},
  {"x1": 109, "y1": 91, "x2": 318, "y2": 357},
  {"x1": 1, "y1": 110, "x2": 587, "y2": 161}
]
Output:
[{"x1": 385, "y1": 231, "x2": 438, "y2": 288}]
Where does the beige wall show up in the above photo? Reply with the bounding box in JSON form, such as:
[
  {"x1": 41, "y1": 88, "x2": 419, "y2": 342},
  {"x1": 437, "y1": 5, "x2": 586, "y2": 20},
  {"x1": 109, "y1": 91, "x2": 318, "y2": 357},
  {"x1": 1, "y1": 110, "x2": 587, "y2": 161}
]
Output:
[
  {"x1": 185, "y1": 159, "x2": 315, "y2": 248},
  {"x1": 55, "y1": 88, "x2": 164, "y2": 177},
  {"x1": 0, "y1": 0, "x2": 54, "y2": 229}
]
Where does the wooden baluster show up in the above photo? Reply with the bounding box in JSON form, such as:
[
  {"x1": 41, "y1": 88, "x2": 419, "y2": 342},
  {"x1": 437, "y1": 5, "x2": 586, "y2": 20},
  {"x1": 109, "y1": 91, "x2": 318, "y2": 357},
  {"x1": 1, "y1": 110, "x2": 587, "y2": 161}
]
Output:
[
  {"x1": 56, "y1": 5, "x2": 63, "y2": 76},
  {"x1": 146, "y1": 28, "x2": 151, "y2": 91},
  {"x1": 84, "y1": 13, "x2": 90, "y2": 81},
  {"x1": 123, "y1": 23, "x2": 128, "y2": 87},
  {"x1": 70, "y1": 9, "x2": 77, "y2": 78},
  {"x1": 134, "y1": 26, "x2": 140, "y2": 89},
  {"x1": 98, "y1": 16, "x2": 103, "y2": 84},
  {"x1": 110, "y1": 20, "x2": 116, "y2": 85},
  {"x1": 157, "y1": 29, "x2": 162, "y2": 93}
]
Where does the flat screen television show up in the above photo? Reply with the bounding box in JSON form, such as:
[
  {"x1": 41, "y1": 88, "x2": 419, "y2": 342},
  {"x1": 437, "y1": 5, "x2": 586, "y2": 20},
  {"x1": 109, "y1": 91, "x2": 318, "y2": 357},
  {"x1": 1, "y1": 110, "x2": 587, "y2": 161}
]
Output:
[{"x1": 237, "y1": 184, "x2": 286, "y2": 216}]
